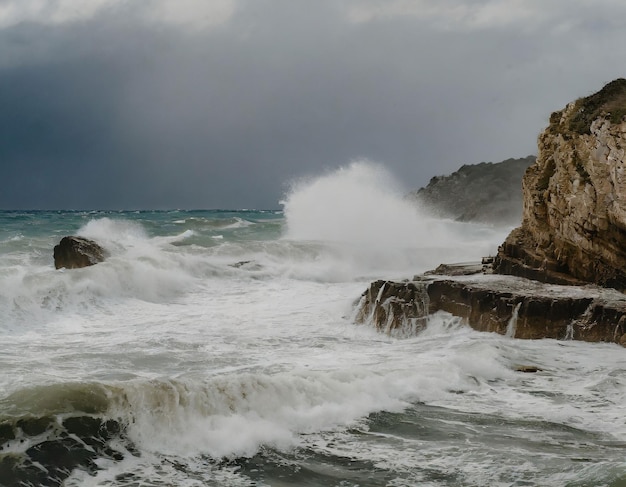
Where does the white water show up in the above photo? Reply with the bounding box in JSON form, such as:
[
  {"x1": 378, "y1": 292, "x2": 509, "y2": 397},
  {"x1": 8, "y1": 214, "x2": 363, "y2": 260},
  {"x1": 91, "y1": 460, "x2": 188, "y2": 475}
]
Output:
[
  {"x1": 505, "y1": 301, "x2": 522, "y2": 338},
  {"x1": 282, "y1": 161, "x2": 508, "y2": 280},
  {"x1": 2, "y1": 162, "x2": 626, "y2": 486}
]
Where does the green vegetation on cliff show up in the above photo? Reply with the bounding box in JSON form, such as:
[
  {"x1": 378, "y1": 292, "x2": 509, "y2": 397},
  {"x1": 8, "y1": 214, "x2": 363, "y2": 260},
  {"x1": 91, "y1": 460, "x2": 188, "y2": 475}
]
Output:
[
  {"x1": 552, "y1": 78, "x2": 626, "y2": 135},
  {"x1": 496, "y1": 78, "x2": 626, "y2": 290}
]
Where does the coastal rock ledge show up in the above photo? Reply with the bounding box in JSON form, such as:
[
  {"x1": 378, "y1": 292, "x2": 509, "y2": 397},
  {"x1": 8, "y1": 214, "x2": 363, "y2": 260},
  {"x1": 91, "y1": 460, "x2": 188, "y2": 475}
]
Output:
[{"x1": 354, "y1": 276, "x2": 626, "y2": 344}]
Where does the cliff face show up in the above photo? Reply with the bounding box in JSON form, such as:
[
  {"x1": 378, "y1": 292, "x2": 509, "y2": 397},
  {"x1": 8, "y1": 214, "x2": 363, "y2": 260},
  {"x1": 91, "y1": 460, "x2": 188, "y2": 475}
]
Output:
[
  {"x1": 495, "y1": 79, "x2": 626, "y2": 289},
  {"x1": 409, "y1": 156, "x2": 535, "y2": 225}
]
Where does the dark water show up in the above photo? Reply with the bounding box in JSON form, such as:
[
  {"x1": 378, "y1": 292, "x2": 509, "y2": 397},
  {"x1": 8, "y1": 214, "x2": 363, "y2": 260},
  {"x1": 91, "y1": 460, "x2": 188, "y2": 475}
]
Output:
[{"x1": 3, "y1": 403, "x2": 626, "y2": 486}]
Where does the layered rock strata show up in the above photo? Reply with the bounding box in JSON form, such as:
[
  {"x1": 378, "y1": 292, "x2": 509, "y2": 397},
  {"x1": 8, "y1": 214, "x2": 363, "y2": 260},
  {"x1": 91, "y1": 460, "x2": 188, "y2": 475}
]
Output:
[
  {"x1": 494, "y1": 79, "x2": 626, "y2": 289},
  {"x1": 355, "y1": 275, "x2": 626, "y2": 343}
]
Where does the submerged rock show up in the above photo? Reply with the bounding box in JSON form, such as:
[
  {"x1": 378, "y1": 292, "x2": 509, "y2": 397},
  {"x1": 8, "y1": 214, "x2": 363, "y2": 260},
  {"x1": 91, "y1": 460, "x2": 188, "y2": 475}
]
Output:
[
  {"x1": 0, "y1": 415, "x2": 129, "y2": 486},
  {"x1": 494, "y1": 79, "x2": 626, "y2": 289},
  {"x1": 53, "y1": 236, "x2": 107, "y2": 269},
  {"x1": 515, "y1": 365, "x2": 542, "y2": 373}
]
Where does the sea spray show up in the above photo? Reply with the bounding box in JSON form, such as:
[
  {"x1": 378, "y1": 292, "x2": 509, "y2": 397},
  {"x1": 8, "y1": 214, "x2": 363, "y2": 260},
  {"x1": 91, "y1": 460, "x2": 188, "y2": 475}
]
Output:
[
  {"x1": 505, "y1": 302, "x2": 522, "y2": 338},
  {"x1": 281, "y1": 160, "x2": 510, "y2": 279},
  {"x1": 282, "y1": 161, "x2": 420, "y2": 244}
]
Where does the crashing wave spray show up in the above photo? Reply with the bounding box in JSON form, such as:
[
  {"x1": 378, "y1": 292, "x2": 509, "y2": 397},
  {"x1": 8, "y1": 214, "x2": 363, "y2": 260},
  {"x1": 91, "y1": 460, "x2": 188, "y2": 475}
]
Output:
[
  {"x1": 281, "y1": 160, "x2": 509, "y2": 278},
  {"x1": 282, "y1": 161, "x2": 422, "y2": 244}
]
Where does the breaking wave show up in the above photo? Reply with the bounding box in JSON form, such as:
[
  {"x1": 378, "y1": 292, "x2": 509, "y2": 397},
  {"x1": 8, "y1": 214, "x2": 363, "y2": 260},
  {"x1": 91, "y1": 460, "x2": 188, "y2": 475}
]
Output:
[{"x1": 281, "y1": 160, "x2": 510, "y2": 279}]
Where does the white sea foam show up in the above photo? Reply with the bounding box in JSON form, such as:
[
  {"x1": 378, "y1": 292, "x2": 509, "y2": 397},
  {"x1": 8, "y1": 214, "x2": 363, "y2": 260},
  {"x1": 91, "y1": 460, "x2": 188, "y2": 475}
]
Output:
[
  {"x1": 78, "y1": 217, "x2": 149, "y2": 248},
  {"x1": 0, "y1": 219, "x2": 215, "y2": 330},
  {"x1": 222, "y1": 217, "x2": 254, "y2": 229},
  {"x1": 108, "y1": 372, "x2": 405, "y2": 458},
  {"x1": 104, "y1": 323, "x2": 509, "y2": 460}
]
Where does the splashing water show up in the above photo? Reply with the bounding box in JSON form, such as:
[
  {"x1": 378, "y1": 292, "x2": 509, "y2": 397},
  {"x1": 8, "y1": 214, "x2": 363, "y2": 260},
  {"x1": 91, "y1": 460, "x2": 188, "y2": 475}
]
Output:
[
  {"x1": 505, "y1": 302, "x2": 522, "y2": 338},
  {"x1": 281, "y1": 160, "x2": 511, "y2": 278}
]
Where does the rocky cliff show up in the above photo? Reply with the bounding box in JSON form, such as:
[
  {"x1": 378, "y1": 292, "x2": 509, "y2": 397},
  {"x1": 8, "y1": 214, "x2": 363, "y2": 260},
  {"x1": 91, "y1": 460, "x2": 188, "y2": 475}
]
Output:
[
  {"x1": 354, "y1": 79, "x2": 626, "y2": 345},
  {"x1": 494, "y1": 79, "x2": 626, "y2": 289},
  {"x1": 409, "y1": 156, "x2": 535, "y2": 225}
]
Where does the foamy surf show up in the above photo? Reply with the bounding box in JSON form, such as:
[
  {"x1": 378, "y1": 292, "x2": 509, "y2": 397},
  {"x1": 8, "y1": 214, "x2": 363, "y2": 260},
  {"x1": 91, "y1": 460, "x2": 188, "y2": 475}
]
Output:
[{"x1": 4, "y1": 321, "x2": 626, "y2": 486}]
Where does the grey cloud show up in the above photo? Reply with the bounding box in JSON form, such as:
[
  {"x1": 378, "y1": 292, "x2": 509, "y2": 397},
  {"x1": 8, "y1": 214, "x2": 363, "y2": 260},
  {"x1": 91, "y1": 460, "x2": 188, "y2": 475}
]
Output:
[{"x1": 1, "y1": 0, "x2": 625, "y2": 209}]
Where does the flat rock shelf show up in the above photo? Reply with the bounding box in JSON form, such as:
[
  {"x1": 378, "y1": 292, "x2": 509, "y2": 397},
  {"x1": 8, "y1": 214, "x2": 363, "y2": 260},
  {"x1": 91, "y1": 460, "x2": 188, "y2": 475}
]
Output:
[{"x1": 355, "y1": 271, "x2": 626, "y2": 344}]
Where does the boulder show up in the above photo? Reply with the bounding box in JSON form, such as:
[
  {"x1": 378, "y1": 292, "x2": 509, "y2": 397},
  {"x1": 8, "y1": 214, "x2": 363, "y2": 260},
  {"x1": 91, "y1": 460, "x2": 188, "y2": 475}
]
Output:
[
  {"x1": 494, "y1": 79, "x2": 626, "y2": 289},
  {"x1": 53, "y1": 236, "x2": 107, "y2": 269}
]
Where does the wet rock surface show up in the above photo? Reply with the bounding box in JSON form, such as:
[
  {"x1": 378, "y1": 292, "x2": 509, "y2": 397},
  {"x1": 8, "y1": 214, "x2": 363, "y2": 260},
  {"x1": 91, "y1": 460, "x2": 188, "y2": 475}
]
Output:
[
  {"x1": 355, "y1": 273, "x2": 626, "y2": 344},
  {"x1": 53, "y1": 236, "x2": 107, "y2": 269},
  {"x1": 354, "y1": 280, "x2": 430, "y2": 335},
  {"x1": 0, "y1": 415, "x2": 130, "y2": 487}
]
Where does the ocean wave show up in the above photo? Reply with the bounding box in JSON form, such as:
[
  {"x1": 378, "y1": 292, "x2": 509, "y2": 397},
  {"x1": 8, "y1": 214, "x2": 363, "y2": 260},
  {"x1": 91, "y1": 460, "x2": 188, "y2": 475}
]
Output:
[
  {"x1": 0, "y1": 352, "x2": 491, "y2": 462},
  {"x1": 0, "y1": 382, "x2": 132, "y2": 487},
  {"x1": 222, "y1": 217, "x2": 255, "y2": 230}
]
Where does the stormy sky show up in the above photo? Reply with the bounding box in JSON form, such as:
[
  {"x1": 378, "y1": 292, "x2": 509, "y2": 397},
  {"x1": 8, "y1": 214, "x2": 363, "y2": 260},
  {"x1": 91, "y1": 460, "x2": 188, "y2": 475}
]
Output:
[{"x1": 1, "y1": 0, "x2": 625, "y2": 209}]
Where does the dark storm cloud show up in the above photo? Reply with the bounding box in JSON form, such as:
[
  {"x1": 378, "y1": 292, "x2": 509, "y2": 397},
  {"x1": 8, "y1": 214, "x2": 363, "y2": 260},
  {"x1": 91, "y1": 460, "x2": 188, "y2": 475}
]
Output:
[{"x1": 1, "y1": 0, "x2": 625, "y2": 209}]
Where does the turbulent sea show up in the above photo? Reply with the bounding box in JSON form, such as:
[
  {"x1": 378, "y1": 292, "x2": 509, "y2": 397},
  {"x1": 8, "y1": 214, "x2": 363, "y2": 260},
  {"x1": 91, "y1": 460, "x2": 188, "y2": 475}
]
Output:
[{"x1": 2, "y1": 164, "x2": 626, "y2": 486}]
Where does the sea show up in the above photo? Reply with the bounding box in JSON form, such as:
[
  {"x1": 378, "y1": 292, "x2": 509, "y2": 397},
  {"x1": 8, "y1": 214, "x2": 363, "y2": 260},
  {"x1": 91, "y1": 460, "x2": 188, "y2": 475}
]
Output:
[{"x1": 1, "y1": 163, "x2": 626, "y2": 487}]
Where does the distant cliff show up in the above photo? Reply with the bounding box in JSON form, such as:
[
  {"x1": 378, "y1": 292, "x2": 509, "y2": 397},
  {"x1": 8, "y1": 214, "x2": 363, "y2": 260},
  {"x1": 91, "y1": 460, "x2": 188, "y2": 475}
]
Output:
[
  {"x1": 409, "y1": 156, "x2": 535, "y2": 225},
  {"x1": 495, "y1": 78, "x2": 626, "y2": 289}
]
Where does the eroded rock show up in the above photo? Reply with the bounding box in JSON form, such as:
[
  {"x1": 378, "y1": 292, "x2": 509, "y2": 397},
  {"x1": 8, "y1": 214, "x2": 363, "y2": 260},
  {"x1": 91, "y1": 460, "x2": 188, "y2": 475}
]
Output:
[
  {"x1": 355, "y1": 275, "x2": 626, "y2": 343},
  {"x1": 354, "y1": 280, "x2": 430, "y2": 335},
  {"x1": 494, "y1": 79, "x2": 626, "y2": 289}
]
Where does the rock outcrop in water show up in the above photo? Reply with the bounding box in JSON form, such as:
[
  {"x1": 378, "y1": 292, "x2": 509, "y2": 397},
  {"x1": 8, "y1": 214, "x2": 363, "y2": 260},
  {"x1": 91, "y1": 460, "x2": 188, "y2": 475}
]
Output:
[
  {"x1": 0, "y1": 415, "x2": 129, "y2": 486},
  {"x1": 354, "y1": 280, "x2": 430, "y2": 335},
  {"x1": 494, "y1": 79, "x2": 626, "y2": 289},
  {"x1": 355, "y1": 275, "x2": 626, "y2": 343},
  {"x1": 53, "y1": 236, "x2": 107, "y2": 269},
  {"x1": 409, "y1": 156, "x2": 535, "y2": 224}
]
